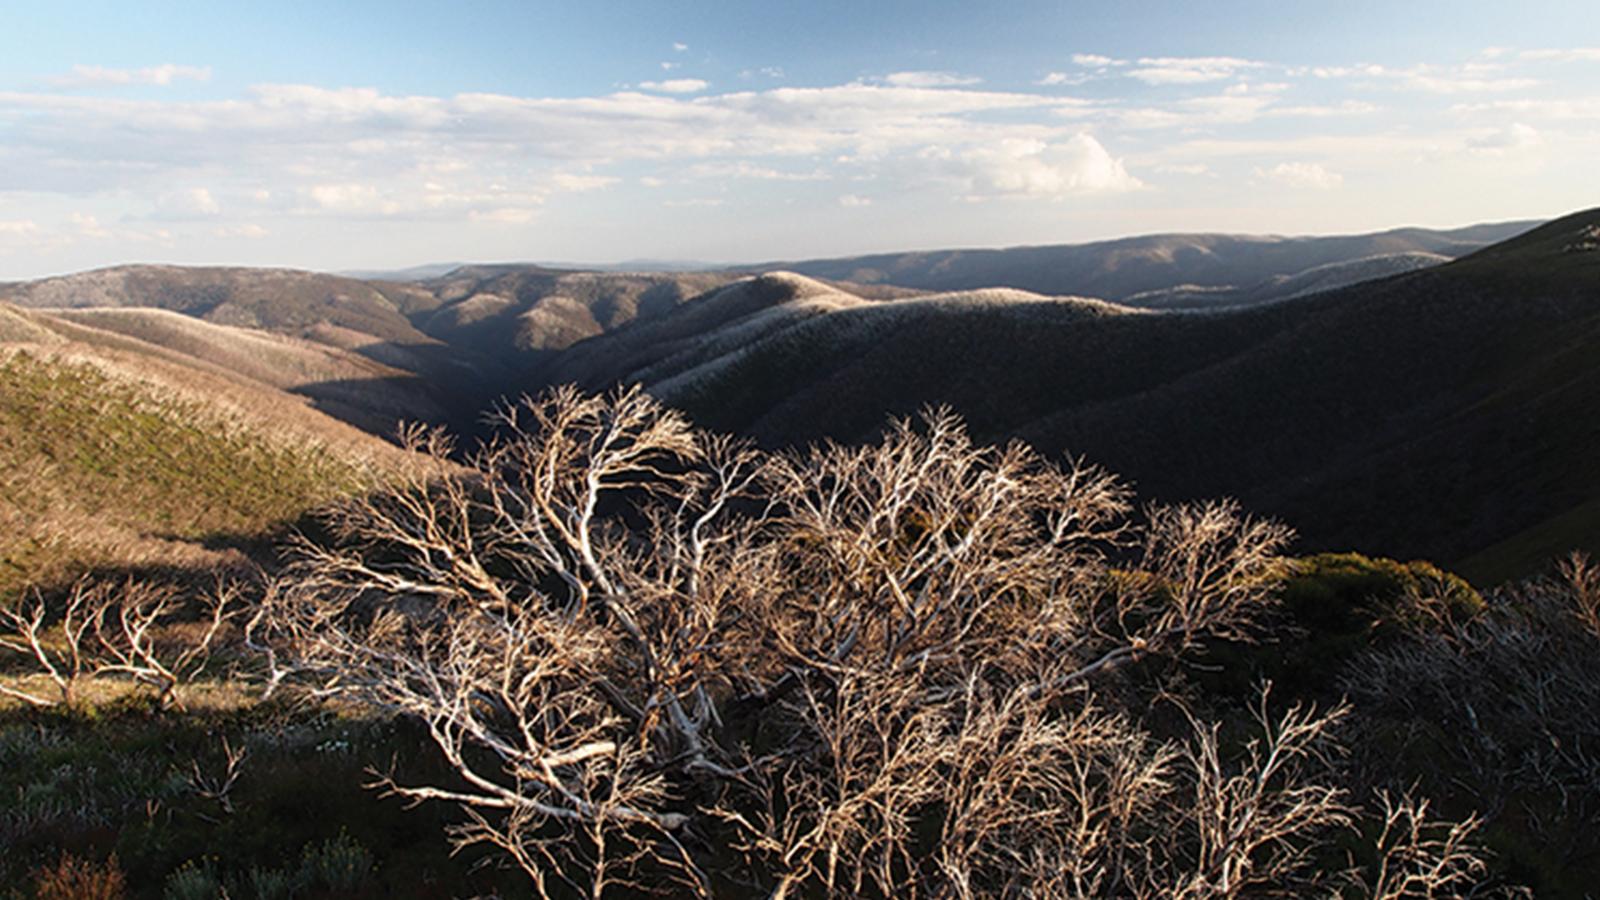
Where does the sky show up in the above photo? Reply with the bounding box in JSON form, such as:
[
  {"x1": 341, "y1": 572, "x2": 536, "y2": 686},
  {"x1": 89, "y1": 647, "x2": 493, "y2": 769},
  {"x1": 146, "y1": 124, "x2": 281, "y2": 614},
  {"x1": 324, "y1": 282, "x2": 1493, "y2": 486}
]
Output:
[{"x1": 2, "y1": 0, "x2": 1598, "y2": 278}]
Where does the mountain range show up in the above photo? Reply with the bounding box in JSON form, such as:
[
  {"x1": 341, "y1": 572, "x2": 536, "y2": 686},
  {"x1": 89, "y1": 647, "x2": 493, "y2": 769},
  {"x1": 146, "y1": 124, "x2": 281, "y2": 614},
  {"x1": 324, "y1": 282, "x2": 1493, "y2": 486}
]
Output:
[{"x1": 4, "y1": 212, "x2": 1595, "y2": 585}]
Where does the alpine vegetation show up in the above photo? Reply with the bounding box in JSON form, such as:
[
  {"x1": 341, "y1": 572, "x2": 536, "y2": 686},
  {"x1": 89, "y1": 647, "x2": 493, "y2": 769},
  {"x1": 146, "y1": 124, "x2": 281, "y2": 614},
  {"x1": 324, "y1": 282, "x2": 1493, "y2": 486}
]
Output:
[{"x1": 243, "y1": 387, "x2": 1518, "y2": 897}]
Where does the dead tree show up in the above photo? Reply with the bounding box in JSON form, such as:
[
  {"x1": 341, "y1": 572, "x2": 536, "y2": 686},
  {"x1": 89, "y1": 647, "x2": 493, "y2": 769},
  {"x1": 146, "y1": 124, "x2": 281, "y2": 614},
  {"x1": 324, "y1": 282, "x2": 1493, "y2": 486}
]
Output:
[
  {"x1": 0, "y1": 578, "x2": 232, "y2": 709},
  {"x1": 258, "y1": 386, "x2": 1501, "y2": 897}
]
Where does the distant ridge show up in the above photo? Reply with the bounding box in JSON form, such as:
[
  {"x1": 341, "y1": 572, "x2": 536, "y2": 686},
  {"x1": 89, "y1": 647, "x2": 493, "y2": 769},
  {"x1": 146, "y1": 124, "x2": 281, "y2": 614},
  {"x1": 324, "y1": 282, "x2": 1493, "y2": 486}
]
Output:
[
  {"x1": 543, "y1": 209, "x2": 1600, "y2": 582},
  {"x1": 756, "y1": 219, "x2": 1540, "y2": 306}
]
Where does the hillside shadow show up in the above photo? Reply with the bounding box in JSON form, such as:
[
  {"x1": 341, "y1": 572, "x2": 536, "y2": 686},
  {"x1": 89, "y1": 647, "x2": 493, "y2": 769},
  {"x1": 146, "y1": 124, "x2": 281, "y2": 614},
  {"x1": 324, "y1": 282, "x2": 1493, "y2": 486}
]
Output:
[{"x1": 290, "y1": 373, "x2": 500, "y2": 451}]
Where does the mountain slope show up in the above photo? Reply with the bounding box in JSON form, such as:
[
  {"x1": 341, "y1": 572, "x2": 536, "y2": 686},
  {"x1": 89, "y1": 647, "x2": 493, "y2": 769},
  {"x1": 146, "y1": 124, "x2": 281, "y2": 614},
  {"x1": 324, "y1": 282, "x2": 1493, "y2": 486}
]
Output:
[
  {"x1": 555, "y1": 210, "x2": 1600, "y2": 582},
  {"x1": 6, "y1": 305, "x2": 450, "y2": 437},
  {"x1": 1124, "y1": 251, "x2": 1453, "y2": 309},
  {"x1": 763, "y1": 220, "x2": 1538, "y2": 304},
  {"x1": 0, "y1": 312, "x2": 418, "y2": 596}
]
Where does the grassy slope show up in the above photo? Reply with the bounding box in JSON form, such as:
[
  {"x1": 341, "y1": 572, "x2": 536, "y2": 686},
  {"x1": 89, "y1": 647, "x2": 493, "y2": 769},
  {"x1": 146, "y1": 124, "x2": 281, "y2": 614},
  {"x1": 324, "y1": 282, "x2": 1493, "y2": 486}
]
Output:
[{"x1": 0, "y1": 339, "x2": 401, "y2": 598}]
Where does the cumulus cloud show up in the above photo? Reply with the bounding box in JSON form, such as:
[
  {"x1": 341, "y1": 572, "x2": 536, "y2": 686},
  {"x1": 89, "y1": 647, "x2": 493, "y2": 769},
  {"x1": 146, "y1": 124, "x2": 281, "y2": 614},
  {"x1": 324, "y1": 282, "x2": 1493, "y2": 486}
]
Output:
[
  {"x1": 1072, "y1": 54, "x2": 1125, "y2": 67},
  {"x1": 49, "y1": 64, "x2": 211, "y2": 88},
  {"x1": 0, "y1": 220, "x2": 40, "y2": 236},
  {"x1": 930, "y1": 135, "x2": 1142, "y2": 198},
  {"x1": 838, "y1": 194, "x2": 872, "y2": 207},
  {"x1": 1255, "y1": 161, "x2": 1342, "y2": 190},
  {"x1": 638, "y1": 78, "x2": 709, "y2": 94},
  {"x1": 1127, "y1": 56, "x2": 1265, "y2": 85},
  {"x1": 884, "y1": 71, "x2": 982, "y2": 88}
]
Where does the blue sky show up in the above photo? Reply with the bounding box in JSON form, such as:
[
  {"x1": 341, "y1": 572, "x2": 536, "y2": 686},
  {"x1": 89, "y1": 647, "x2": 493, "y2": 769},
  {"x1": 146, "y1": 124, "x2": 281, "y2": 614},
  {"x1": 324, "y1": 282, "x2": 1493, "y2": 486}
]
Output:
[{"x1": 2, "y1": 0, "x2": 1598, "y2": 277}]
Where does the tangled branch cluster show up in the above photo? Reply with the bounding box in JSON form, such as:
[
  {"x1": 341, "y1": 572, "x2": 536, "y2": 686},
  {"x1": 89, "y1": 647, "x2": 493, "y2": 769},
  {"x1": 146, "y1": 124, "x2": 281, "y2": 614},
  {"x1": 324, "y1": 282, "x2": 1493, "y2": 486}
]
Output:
[
  {"x1": 248, "y1": 387, "x2": 1502, "y2": 897},
  {"x1": 1, "y1": 578, "x2": 233, "y2": 709}
]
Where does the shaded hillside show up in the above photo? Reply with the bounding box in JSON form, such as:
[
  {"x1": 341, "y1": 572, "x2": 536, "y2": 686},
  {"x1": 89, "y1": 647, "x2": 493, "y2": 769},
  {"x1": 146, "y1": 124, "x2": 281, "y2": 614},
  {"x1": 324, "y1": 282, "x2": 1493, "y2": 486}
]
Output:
[
  {"x1": 1125, "y1": 251, "x2": 1452, "y2": 309},
  {"x1": 555, "y1": 210, "x2": 1600, "y2": 582},
  {"x1": 0, "y1": 317, "x2": 416, "y2": 596},
  {"x1": 764, "y1": 219, "x2": 1537, "y2": 303}
]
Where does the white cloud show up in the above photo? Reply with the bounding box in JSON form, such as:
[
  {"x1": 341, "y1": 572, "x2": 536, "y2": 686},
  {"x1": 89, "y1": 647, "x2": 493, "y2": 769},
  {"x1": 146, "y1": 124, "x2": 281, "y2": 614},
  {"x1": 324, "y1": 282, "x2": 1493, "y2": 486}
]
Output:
[
  {"x1": 638, "y1": 78, "x2": 709, "y2": 94},
  {"x1": 49, "y1": 64, "x2": 211, "y2": 88},
  {"x1": 884, "y1": 71, "x2": 982, "y2": 88},
  {"x1": 838, "y1": 194, "x2": 872, "y2": 207},
  {"x1": 1072, "y1": 54, "x2": 1124, "y2": 67},
  {"x1": 306, "y1": 183, "x2": 389, "y2": 214},
  {"x1": 1269, "y1": 100, "x2": 1379, "y2": 117},
  {"x1": 931, "y1": 134, "x2": 1143, "y2": 198},
  {"x1": 1311, "y1": 62, "x2": 1538, "y2": 94},
  {"x1": 1127, "y1": 56, "x2": 1265, "y2": 85},
  {"x1": 1255, "y1": 161, "x2": 1342, "y2": 190},
  {"x1": 155, "y1": 187, "x2": 221, "y2": 218},
  {"x1": 1520, "y1": 47, "x2": 1600, "y2": 62},
  {"x1": 672, "y1": 42, "x2": 689, "y2": 52},
  {"x1": 70, "y1": 213, "x2": 112, "y2": 238},
  {"x1": 214, "y1": 223, "x2": 269, "y2": 239},
  {"x1": 549, "y1": 173, "x2": 619, "y2": 192},
  {"x1": 664, "y1": 198, "x2": 724, "y2": 208},
  {"x1": 470, "y1": 207, "x2": 539, "y2": 224},
  {"x1": 0, "y1": 220, "x2": 40, "y2": 236},
  {"x1": 1466, "y1": 122, "x2": 1542, "y2": 153},
  {"x1": 1037, "y1": 72, "x2": 1085, "y2": 86},
  {"x1": 688, "y1": 161, "x2": 826, "y2": 181},
  {"x1": 1451, "y1": 97, "x2": 1600, "y2": 120},
  {"x1": 1401, "y1": 71, "x2": 1538, "y2": 94},
  {"x1": 1155, "y1": 163, "x2": 1211, "y2": 176}
]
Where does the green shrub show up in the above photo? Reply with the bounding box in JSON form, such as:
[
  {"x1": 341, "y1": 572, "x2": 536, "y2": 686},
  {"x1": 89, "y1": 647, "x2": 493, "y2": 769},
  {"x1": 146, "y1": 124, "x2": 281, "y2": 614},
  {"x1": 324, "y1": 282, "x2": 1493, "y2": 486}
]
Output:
[
  {"x1": 241, "y1": 865, "x2": 299, "y2": 900},
  {"x1": 1198, "y1": 552, "x2": 1485, "y2": 699},
  {"x1": 298, "y1": 831, "x2": 372, "y2": 891},
  {"x1": 1282, "y1": 552, "x2": 1484, "y2": 633},
  {"x1": 162, "y1": 859, "x2": 224, "y2": 900}
]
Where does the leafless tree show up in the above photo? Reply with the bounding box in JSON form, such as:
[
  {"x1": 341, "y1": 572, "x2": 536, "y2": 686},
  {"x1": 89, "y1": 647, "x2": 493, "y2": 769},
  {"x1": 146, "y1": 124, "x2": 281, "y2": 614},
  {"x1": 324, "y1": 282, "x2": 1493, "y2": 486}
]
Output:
[
  {"x1": 188, "y1": 735, "x2": 249, "y2": 817},
  {"x1": 0, "y1": 577, "x2": 232, "y2": 709},
  {"x1": 1358, "y1": 792, "x2": 1497, "y2": 900},
  {"x1": 255, "y1": 386, "x2": 1504, "y2": 897},
  {"x1": 0, "y1": 582, "x2": 95, "y2": 707}
]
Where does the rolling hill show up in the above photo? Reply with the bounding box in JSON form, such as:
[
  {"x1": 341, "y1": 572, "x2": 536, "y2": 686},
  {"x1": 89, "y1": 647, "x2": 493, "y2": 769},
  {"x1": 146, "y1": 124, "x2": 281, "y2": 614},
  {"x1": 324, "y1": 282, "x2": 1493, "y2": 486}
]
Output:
[
  {"x1": 548, "y1": 210, "x2": 1600, "y2": 583},
  {"x1": 760, "y1": 219, "x2": 1538, "y2": 306},
  {"x1": 0, "y1": 304, "x2": 422, "y2": 597},
  {"x1": 2, "y1": 213, "x2": 1588, "y2": 583}
]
